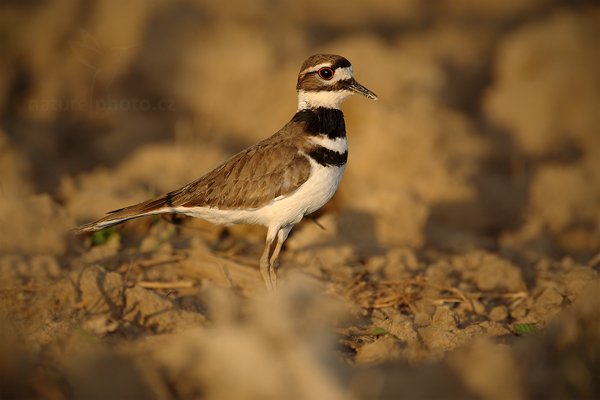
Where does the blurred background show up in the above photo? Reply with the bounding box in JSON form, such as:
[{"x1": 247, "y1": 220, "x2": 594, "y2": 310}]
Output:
[
  {"x1": 1, "y1": 0, "x2": 599, "y2": 258},
  {"x1": 1, "y1": 0, "x2": 599, "y2": 399}
]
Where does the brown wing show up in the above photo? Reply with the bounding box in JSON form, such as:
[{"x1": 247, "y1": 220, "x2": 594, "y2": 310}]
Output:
[
  {"x1": 168, "y1": 137, "x2": 311, "y2": 210},
  {"x1": 73, "y1": 128, "x2": 311, "y2": 233}
]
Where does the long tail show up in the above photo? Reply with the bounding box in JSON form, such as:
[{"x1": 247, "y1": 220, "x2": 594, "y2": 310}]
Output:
[{"x1": 73, "y1": 195, "x2": 174, "y2": 234}]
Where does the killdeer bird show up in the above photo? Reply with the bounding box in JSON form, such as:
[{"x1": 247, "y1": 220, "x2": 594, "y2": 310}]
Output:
[{"x1": 75, "y1": 54, "x2": 377, "y2": 291}]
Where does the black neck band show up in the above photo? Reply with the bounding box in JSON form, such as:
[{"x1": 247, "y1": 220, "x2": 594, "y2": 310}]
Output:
[{"x1": 292, "y1": 107, "x2": 346, "y2": 139}]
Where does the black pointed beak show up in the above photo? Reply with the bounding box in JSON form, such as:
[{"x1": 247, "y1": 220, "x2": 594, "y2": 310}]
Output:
[{"x1": 348, "y1": 79, "x2": 378, "y2": 100}]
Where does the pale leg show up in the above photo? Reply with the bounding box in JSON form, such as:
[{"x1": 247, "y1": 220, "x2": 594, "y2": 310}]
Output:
[
  {"x1": 260, "y1": 228, "x2": 278, "y2": 292},
  {"x1": 268, "y1": 225, "x2": 293, "y2": 289}
]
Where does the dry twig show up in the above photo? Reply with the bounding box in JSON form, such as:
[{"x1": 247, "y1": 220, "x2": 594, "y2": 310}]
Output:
[{"x1": 135, "y1": 280, "x2": 195, "y2": 289}]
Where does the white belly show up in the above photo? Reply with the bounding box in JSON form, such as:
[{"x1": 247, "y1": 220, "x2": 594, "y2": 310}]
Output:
[{"x1": 174, "y1": 160, "x2": 345, "y2": 230}]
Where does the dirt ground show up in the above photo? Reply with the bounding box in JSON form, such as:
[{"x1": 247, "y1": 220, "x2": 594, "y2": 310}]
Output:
[{"x1": 1, "y1": 1, "x2": 600, "y2": 399}]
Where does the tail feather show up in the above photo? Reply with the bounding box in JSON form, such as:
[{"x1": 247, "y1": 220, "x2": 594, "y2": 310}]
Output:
[{"x1": 73, "y1": 195, "x2": 172, "y2": 234}]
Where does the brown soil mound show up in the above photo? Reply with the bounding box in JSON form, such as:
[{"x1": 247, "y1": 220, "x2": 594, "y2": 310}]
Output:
[{"x1": 1, "y1": 2, "x2": 599, "y2": 399}]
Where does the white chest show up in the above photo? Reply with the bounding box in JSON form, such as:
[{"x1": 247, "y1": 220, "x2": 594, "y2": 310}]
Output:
[
  {"x1": 248, "y1": 158, "x2": 346, "y2": 228},
  {"x1": 295, "y1": 159, "x2": 346, "y2": 215}
]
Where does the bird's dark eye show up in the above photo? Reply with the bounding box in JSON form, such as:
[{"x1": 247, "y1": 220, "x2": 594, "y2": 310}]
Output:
[{"x1": 317, "y1": 67, "x2": 334, "y2": 80}]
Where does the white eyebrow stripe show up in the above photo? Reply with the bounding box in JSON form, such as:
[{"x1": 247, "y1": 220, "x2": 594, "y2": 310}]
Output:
[
  {"x1": 332, "y1": 67, "x2": 353, "y2": 82},
  {"x1": 300, "y1": 62, "x2": 334, "y2": 74}
]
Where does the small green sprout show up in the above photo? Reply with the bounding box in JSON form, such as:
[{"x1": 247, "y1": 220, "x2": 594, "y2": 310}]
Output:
[
  {"x1": 372, "y1": 327, "x2": 390, "y2": 336},
  {"x1": 513, "y1": 323, "x2": 539, "y2": 335},
  {"x1": 91, "y1": 227, "x2": 118, "y2": 245}
]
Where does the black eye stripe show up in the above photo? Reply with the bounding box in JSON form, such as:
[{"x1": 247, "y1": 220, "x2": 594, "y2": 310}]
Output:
[{"x1": 331, "y1": 58, "x2": 351, "y2": 69}]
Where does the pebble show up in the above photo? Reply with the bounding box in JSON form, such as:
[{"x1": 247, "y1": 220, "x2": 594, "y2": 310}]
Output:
[{"x1": 489, "y1": 305, "x2": 508, "y2": 321}]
